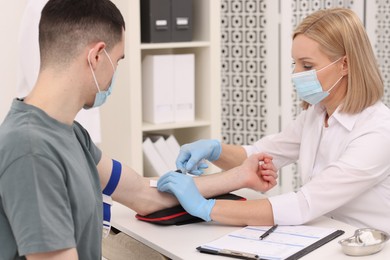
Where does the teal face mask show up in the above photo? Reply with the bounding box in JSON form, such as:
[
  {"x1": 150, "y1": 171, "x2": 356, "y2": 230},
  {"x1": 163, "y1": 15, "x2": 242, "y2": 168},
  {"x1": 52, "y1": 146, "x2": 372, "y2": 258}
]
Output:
[
  {"x1": 292, "y1": 58, "x2": 343, "y2": 105},
  {"x1": 85, "y1": 49, "x2": 116, "y2": 109}
]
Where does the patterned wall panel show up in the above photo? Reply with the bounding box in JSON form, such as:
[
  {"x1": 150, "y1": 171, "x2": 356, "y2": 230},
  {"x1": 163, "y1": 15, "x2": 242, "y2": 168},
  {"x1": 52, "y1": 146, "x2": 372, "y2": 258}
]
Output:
[
  {"x1": 374, "y1": 0, "x2": 390, "y2": 106},
  {"x1": 221, "y1": 0, "x2": 269, "y2": 145}
]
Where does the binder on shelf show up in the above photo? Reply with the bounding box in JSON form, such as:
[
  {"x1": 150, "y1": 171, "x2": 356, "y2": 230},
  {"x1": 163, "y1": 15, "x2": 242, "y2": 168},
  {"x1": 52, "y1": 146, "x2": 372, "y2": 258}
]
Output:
[
  {"x1": 174, "y1": 54, "x2": 195, "y2": 122},
  {"x1": 142, "y1": 54, "x2": 195, "y2": 124},
  {"x1": 152, "y1": 136, "x2": 177, "y2": 170},
  {"x1": 166, "y1": 135, "x2": 180, "y2": 158},
  {"x1": 140, "y1": 0, "x2": 171, "y2": 43},
  {"x1": 142, "y1": 55, "x2": 175, "y2": 124},
  {"x1": 142, "y1": 137, "x2": 170, "y2": 177},
  {"x1": 171, "y1": 0, "x2": 193, "y2": 42}
]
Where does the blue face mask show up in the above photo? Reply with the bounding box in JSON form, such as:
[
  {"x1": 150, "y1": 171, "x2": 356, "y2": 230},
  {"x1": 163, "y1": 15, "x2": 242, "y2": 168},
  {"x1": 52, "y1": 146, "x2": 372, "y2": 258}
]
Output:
[
  {"x1": 292, "y1": 58, "x2": 343, "y2": 105},
  {"x1": 85, "y1": 49, "x2": 116, "y2": 109}
]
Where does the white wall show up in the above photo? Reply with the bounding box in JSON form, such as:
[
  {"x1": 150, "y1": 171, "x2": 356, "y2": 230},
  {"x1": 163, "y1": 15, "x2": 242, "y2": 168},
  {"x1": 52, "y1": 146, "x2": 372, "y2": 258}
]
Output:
[{"x1": 0, "y1": 0, "x2": 28, "y2": 122}]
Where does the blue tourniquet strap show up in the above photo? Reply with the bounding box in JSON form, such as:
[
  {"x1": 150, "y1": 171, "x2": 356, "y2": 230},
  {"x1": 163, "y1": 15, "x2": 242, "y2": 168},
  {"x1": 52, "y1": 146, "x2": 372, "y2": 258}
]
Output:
[
  {"x1": 102, "y1": 159, "x2": 122, "y2": 237},
  {"x1": 103, "y1": 159, "x2": 122, "y2": 196}
]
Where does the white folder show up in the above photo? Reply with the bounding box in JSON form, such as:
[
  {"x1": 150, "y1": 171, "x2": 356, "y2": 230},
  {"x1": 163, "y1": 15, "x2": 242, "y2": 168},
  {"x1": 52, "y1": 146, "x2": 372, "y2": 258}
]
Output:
[
  {"x1": 173, "y1": 54, "x2": 195, "y2": 122},
  {"x1": 142, "y1": 55, "x2": 175, "y2": 124},
  {"x1": 165, "y1": 134, "x2": 181, "y2": 159},
  {"x1": 152, "y1": 136, "x2": 177, "y2": 170},
  {"x1": 142, "y1": 137, "x2": 170, "y2": 177}
]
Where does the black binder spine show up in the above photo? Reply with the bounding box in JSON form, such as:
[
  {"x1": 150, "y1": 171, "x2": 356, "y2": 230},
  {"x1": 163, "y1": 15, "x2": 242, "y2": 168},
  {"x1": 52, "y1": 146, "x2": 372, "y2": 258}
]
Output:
[
  {"x1": 140, "y1": 0, "x2": 171, "y2": 43},
  {"x1": 171, "y1": 0, "x2": 193, "y2": 42}
]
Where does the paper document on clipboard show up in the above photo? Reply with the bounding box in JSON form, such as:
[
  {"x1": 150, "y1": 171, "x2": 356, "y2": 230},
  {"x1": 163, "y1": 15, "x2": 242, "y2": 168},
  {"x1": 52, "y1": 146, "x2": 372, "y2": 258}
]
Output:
[{"x1": 197, "y1": 225, "x2": 344, "y2": 260}]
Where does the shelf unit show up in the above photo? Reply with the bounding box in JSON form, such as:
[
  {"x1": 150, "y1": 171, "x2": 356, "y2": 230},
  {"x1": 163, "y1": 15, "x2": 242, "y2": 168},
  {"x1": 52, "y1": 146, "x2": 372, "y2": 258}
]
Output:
[{"x1": 100, "y1": 0, "x2": 221, "y2": 175}]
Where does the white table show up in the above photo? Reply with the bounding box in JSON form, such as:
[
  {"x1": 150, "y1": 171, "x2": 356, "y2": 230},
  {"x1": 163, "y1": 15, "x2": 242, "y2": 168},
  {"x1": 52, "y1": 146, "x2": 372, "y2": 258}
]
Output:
[{"x1": 111, "y1": 189, "x2": 390, "y2": 260}]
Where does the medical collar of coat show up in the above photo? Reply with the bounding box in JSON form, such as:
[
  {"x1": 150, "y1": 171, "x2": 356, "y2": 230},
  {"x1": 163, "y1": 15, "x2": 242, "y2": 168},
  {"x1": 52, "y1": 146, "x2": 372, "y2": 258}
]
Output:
[{"x1": 313, "y1": 103, "x2": 359, "y2": 131}]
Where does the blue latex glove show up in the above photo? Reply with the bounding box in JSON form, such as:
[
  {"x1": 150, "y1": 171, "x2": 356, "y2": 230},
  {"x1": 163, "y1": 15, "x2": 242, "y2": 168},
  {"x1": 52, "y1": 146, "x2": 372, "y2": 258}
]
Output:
[
  {"x1": 157, "y1": 171, "x2": 216, "y2": 221},
  {"x1": 176, "y1": 139, "x2": 222, "y2": 175}
]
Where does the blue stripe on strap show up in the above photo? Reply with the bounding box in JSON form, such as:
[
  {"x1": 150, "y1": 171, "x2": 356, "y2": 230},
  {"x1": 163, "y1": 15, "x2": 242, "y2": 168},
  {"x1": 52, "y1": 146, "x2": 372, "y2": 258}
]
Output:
[
  {"x1": 102, "y1": 159, "x2": 121, "y2": 237},
  {"x1": 103, "y1": 201, "x2": 111, "y2": 223},
  {"x1": 102, "y1": 159, "x2": 122, "y2": 196}
]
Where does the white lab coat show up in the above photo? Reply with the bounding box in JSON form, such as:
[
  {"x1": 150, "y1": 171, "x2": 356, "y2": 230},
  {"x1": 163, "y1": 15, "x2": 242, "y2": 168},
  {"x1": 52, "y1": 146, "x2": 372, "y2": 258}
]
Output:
[
  {"x1": 17, "y1": 0, "x2": 101, "y2": 143},
  {"x1": 244, "y1": 102, "x2": 390, "y2": 233}
]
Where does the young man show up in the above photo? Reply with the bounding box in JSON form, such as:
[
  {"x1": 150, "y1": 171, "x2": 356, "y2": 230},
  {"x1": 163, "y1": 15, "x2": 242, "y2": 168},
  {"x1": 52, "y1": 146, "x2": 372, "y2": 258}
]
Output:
[{"x1": 0, "y1": 0, "x2": 277, "y2": 259}]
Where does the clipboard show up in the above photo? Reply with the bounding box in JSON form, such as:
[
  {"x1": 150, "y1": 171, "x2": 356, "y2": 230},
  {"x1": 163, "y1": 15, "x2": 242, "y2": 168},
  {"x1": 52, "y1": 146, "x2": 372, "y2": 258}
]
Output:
[{"x1": 197, "y1": 225, "x2": 345, "y2": 260}]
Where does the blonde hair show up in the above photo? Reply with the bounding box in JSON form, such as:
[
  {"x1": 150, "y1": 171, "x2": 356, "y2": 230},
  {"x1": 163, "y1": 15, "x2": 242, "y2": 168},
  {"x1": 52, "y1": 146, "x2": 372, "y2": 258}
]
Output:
[{"x1": 293, "y1": 8, "x2": 383, "y2": 113}]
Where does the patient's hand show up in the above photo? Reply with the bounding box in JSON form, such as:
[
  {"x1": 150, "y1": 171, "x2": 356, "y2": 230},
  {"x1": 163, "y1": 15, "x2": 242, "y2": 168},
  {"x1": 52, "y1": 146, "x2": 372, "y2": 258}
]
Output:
[
  {"x1": 239, "y1": 153, "x2": 278, "y2": 192},
  {"x1": 157, "y1": 172, "x2": 215, "y2": 221}
]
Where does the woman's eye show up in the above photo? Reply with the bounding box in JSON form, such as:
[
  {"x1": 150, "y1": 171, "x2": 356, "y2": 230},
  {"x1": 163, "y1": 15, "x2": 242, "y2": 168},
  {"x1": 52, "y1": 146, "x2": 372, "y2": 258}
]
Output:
[{"x1": 303, "y1": 64, "x2": 313, "y2": 70}]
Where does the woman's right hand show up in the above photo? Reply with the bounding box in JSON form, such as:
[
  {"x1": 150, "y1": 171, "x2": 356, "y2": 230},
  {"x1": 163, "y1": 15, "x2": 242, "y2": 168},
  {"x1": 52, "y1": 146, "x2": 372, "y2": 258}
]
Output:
[{"x1": 175, "y1": 139, "x2": 222, "y2": 175}]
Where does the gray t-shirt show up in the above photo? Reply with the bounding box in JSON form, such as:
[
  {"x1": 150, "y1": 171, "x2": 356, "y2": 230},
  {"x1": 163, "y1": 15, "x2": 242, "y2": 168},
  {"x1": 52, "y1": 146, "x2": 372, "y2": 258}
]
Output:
[{"x1": 0, "y1": 99, "x2": 103, "y2": 259}]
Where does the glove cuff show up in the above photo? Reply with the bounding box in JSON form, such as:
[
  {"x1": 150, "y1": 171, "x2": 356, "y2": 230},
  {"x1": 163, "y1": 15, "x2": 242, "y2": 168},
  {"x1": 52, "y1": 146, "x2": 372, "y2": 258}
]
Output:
[
  {"x1": 201, "y1": 199, "x2": 216, "y2": 222},
  {"x1": 209, "y1": 140, "x2": 222, "y2": 161}
]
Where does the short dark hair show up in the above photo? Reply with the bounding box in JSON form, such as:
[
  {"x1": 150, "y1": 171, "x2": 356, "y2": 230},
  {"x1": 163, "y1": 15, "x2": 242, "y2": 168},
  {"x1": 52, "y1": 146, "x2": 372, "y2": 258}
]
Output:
[{"x1": 39, "y1": 0, "x2": 125, "y2": 68}]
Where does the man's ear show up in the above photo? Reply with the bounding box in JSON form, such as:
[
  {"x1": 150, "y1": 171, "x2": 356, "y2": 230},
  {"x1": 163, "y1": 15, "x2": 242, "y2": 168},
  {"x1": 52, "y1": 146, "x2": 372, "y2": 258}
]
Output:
[{"x1": 87, "y1": 42, "x2": 106, "y2": 70}]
